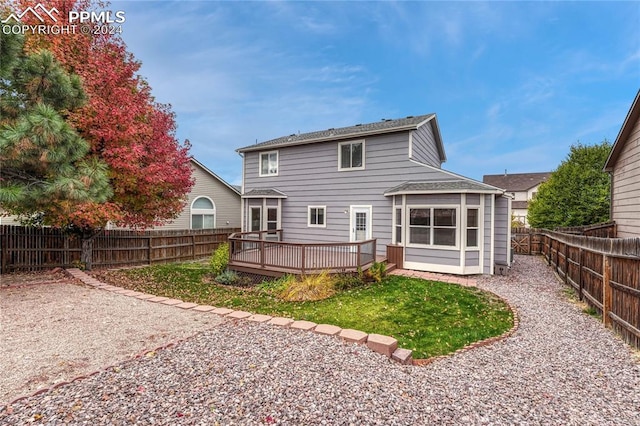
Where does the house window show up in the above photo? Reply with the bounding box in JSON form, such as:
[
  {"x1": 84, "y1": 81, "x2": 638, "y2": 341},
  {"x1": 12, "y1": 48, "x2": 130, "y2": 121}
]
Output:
[
  {"x1": 409, "y1": 208, "x2": 431, "y2": 245},
  {"x1": 308, "y1": 206, "x2": 326, "y2": 227},
  {"x1": 267, "y1": 207, "x2": 278, "y2": 231},
  {"x1": 250, "y1": 206, "x2": 261, "y2": 231},
  {"x1": 394, "y1": 207, "x2": 402, "y2": 244},
  {"x1": 466, "y1": 208, "x2": 479, "y2": 248},
  {"x1": 191, "y1": 197, "x2": 215, "y2": 229},
  {"x1": 408, "y1": 207, "x2": 458, "y2": 247},
  {"x1": 259, "y1": 151, "x2": 278, "y2": 176},
  {"x1": 338, "y1": 141, "x2": 364, "y2": 170}
]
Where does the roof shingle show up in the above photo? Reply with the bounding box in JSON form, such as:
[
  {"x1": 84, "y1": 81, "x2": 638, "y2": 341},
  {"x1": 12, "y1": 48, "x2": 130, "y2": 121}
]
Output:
[{"x1": 482, "y1": 172, "x2": 551, "y2": 192}]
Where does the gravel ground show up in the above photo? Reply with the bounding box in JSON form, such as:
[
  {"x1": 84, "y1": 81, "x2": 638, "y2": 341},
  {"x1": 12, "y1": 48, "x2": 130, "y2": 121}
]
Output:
[
  {"x1": 1, "y1": 256, "x2": 639, "y2": 425},
  {"x1": 0, "y1": 272, "x2": 220, "y2": 405}
]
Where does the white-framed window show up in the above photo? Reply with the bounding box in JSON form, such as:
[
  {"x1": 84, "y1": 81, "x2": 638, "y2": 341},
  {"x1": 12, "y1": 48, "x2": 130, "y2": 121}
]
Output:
[
  {"x1": 394, "y1": 207, "x2": 403, "y2": 244},
  {"x1": 259, "y1": 151, "x2": 278, "y2": 176},
  {"x1": 407, "y1": 206, "x2": 459, "y2": 248},
  {"x1": 466, "y1": 208, "x2": 479, "y2": 248},
  {"x1": 338, "y1": 140, "x2": 365, "y2": 171},
  {"x1": 250, "y1": 206, "x2": 261, "y2": 231},
  {"x1": 308, "y1": 206, "x2": 326, "y2": 227},
  {"x1": 191, "y1": 196, "x2": 216, "y2": 229}
]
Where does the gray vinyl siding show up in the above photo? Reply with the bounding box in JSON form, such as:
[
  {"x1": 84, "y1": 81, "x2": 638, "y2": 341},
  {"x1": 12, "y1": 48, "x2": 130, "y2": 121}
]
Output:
[
  {"x1": 466, "y1": 194, "x2": 481, "y2": 205},
  {"x1": 405, "y1": 248, "x2": 460, "y2": 265},
  {"x1": 483, "y1": 195, "x2": 493, "y2": 274},
  {"x1": 243, "y1": 131, "x2": 458, "y2": 255},
  {"x1": 465, "y1": 250, "x2": 479, "y2": 267},
  {"x1": 494, "y1": 195, "x2": 509, "y2": 265},
  {"x1": 157, "y1": 163, "x2": 241, "y2": 230},
  {"x1": 611, "y1": 114, "x2": 640, "y2": 238},
  {"x1": 410, "y1": 120, "x2": 442, "y2": 167}
]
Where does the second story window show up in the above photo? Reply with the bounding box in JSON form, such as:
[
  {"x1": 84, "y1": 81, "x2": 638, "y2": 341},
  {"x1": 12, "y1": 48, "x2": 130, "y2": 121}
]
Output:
[
  {"x1": 338, "y1": 140, "x2": 365, "y2": 170},
  {"x1": 260, "y1": 151, "x2": 278, "y2": 176}
]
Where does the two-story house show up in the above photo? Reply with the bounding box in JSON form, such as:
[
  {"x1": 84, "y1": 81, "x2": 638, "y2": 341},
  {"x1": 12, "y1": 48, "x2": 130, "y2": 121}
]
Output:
[
  {"x1": 482, "y1": 172, "x2": 551, "y2": 227},
  {"x1": 236, "y1": 114, "x2": 511, "y2": 275}
]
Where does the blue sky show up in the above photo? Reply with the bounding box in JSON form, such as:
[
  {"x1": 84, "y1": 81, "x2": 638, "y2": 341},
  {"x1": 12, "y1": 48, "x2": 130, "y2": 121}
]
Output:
[{"x1": 113, "y1": 1, "x2": 639, "y2": 185}]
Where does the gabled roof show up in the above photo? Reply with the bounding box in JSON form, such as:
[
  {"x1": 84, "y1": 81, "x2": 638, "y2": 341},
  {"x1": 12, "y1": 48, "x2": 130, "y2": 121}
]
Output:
[
  {"x1": 237, "y1": 114, "x2": 443, "y2": 160},
  {"x1": 482, "y1": 172, "x2": 552, "y2": 192},
  {"x1": 604, "y1": 89, "x2": 640, "y2": 172},
  {"x1": 190, "y1": 158, "x2": 241, "y2": 195},
  {"x1": 384, "y1": 180, "x2": 504, "y2": 196},
  {"x1": 241, "y1": 188, "x2": 288, "y2": 199}
]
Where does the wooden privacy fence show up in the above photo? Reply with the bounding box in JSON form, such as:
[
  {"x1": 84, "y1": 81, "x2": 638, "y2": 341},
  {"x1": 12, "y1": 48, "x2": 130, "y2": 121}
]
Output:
[
  {"x1": 0, "y1": 225, "x2": 239, "y2": 273},
  {"x1": 533, "y1": 230, "x2": 640, "y2": 350}
]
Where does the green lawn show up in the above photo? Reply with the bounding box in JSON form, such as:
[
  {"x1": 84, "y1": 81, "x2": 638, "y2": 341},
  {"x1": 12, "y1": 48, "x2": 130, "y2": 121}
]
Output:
[{"x1": 94, "y1": 263, "x2": 513, "y2": 359}]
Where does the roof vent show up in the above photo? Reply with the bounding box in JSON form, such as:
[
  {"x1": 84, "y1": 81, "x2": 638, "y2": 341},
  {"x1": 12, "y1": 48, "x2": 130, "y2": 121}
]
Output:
[
  {"x1": 290, "y1": 134, "x2": 296, "y2": 136},
  {"x1": 355, "y1": 123, "x2": 362, "y2": 127},
  {"x1": 328, "y1": 128, "x2": 334, "y2": 131},
  {"x1": 406, "y1": 115, "x2": 414, "y2": 119}
]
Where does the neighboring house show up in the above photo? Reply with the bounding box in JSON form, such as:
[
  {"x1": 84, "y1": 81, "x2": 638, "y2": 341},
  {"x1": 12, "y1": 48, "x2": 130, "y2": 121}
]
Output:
[
  {"x1": 236, "y1": 114, "x2": 512, "y2": 275},
  {"x1": 153, "y1": 158, "x2": 241, "y2": 230},
  {"x1": 604, "y1": 89, "x2": 640, "y2": 238},
  {"x1": 482, "y1": 172, "x2": 551, "y2": 227},
  {"x1": 1, "y1": 158, "x2": 241, "y2": 230}
]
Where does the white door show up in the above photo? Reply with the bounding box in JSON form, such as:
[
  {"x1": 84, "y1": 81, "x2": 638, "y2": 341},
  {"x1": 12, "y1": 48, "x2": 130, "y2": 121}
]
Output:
[{"x1": 350, "y1": 206, "x2": 372, "y2": 242}]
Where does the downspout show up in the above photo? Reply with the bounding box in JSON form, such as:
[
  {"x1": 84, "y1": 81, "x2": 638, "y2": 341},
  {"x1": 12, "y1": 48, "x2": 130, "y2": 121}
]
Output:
[{"x1": 239, "y1": 152, "x2": 245, "y2": 232}]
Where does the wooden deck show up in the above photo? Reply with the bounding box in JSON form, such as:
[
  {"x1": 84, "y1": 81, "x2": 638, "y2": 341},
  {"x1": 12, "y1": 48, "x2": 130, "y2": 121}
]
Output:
[{"x1": 228, "y1": 230, "x2": 380, "y2": 277}]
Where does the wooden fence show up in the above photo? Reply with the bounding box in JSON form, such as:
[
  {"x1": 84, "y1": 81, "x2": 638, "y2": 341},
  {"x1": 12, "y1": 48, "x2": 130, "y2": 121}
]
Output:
[
  {"x1": 512, "y1": 227, "x2": 640, "y2": 350},
  {"x1": 0, "y1": 225, "x2": 239, "y2": 273}
]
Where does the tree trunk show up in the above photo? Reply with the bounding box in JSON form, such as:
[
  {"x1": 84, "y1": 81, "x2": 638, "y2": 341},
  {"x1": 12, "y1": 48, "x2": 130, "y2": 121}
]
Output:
[{"x1": 81, "y1": 233, "x2": 95, "y2": 271}]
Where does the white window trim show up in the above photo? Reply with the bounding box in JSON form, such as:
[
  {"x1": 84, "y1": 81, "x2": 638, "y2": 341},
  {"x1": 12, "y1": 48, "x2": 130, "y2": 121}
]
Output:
[
  {"x1": 338, "y1": 140, "x2": 365, "y2": 171},
  {"x1": 249, "y1": 206, "x2": 262, "y2": 232},
  {"x1": 307, "y1": 205, "x2": 327, "y2": 228},
  {"x1": 190, "y1": 196, "x2": 216, "y2": 229},
  {"x1": 406, "y1": 205, "x2": 460, "y2": 250},
  {"x1": 465, "y1": 207, "x2": 480, "y2": 249},
  {"x1": 259, "y1": 150, "x2": 279, "y2": 177}
]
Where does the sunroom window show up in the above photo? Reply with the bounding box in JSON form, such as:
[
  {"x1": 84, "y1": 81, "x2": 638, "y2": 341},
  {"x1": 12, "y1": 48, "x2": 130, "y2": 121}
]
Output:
[
  {"x1": 407, "y1": 207, "x2": 458, "y2": 247},
  {"x1": 466, "y1": 208, "x2": 479, "y2": 247}
]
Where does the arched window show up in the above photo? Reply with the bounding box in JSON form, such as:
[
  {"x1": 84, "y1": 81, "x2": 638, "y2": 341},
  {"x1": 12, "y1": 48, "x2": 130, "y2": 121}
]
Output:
[{"x1": 191, "y1": 197, "x2": 216, "y2": 229}]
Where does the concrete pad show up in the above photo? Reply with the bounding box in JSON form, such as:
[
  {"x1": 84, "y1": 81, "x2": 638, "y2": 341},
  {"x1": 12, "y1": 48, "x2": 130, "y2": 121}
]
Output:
[
  {"x1": 339, "y1": 329, "x2": 368, "y2": 344},
  {"x1": 392, "y1": 348, "x2": 413, "y2": 365},
  {"x1": 314, "y1": 324, "x2": 342, "y2": 336},
  {"x1": 211, "y1": 307, "x2": 234, "y2": 316},
  {"x1": 191, "y1": 305, "x2": 216, "y2": 312},
  {"x1": 290, "y1": 320, "x2": 317, "y2": 331},
  {"x1": 227, "y1": 310, "x2": 252, "y2": 319},
  {"x1": 268, "y1": 317, "x2": 294, "y2": 327},
  {"x1": 175, "y1": 302, "x2": 199, "y2": 310},
  {"x1": 248, "y1": 314, "x2": 273, "y2": 323},
  {"x1": 160, "y1": 299, "x2": 183, "y2": 306},
  {"x1": 366, "y1": 333, "x2": 398, "y2": 358}
]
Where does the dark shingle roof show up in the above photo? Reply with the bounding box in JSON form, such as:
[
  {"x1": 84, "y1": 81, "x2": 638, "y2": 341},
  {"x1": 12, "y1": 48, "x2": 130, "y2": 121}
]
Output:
[
  {"x1": 241, "y1": 188, "x2": 287, "y2": 198},
  {"x1": 384, "y1": 180, "x2": 503, "y2": 195},
  {"x1": 482, "y1": 172, "x2": 551, "y2": 192},
  {"x1": 237, "y1": 114, "x2": 435, "y2": 153}
]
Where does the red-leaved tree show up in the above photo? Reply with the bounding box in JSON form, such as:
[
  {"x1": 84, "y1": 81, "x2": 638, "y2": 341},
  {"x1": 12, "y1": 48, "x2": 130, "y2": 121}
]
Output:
[{"x1": 11, "y1": 0, "x2": 194, "y2": 267}]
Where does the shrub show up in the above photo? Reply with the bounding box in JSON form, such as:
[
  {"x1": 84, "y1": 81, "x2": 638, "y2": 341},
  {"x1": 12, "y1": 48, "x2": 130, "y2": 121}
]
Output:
[
  {"x1": 364, "y1": 261, "x2": 386, "y2": 283},
  {"x1": 279, "y1": 270, "x2": 337, "y2": 302},
  {"x1": 334, "y1": 273, "x2": 366, "y2": 291},
  {"x1": 210, "y1": 242, "x2": 229, "y2": 276},
  {"x1": 258, "y1": 274, "x2": 294, "y2": 295},
  {"x1": 215, "y1": 270, "x2": 239, "y2": 285}
]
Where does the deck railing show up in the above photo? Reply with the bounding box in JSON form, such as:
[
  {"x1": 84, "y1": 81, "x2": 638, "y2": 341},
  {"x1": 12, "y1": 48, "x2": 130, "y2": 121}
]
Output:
[{"x1": 228, "y1": 230, "x2": 376, "y2": 274}]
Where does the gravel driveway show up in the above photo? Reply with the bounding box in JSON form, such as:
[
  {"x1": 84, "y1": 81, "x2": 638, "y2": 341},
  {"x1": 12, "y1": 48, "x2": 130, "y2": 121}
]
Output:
[{"x1": 1, "y1": 256, "x2": 639, "y2": 425}]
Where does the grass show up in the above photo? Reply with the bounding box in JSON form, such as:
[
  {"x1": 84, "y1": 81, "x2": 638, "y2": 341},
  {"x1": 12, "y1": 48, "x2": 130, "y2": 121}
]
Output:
[{"x1": 94, "y1": 262, "x2": 514, "y2": 359}]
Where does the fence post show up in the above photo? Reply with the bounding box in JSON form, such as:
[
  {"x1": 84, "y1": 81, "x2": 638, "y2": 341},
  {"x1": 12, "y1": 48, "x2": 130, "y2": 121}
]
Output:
[
  {"x1": 260, "y1": 240, "x2": 265, "y2": 268},
  {"x1": 528, "y1": 231, "x2": 532, "y2": 255},
  {"x1": 602, "y1": 254, "x2": 612, "y2": 327},
  {"x1": 148, "y1": 237, "x2": 153, "y2": 265},
  {"x1": 578, "y1": 248, "x2": 583, "y2": 301},
  {"x1": 563, "y1": 242, "x2": 569, "y2": 284},
  {"x1": 546, "y1": 236, "x2": 551, "y2": 265},
  {"x1": 192, "y1": 235, "x2": 196, "y2": 260}
]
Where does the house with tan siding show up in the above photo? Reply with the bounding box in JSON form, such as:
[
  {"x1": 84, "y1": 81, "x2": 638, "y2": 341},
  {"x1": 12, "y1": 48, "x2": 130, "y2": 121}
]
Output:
[
  {"x1": 604, "y1": 90, "x2": 640, "y2": 238},
  {"x1": 154, "y1": 158, "x2": 241, "y2": 230}
]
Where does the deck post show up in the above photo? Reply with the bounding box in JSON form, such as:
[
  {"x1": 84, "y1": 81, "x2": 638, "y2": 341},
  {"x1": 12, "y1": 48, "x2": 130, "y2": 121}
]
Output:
[
  {"x1": 357, "y1": 243, "x2": 361, "y2": 268},
  {"x1": 301, "y1": 245, "x2": 306, "y2": 274}
]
